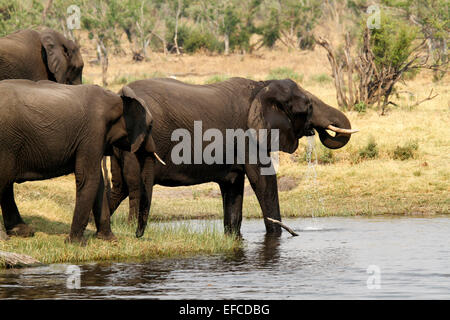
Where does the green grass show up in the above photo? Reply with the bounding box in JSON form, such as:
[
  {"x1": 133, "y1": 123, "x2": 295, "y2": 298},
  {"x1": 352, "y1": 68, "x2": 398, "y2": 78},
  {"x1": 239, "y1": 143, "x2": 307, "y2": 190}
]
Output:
[
  {"x1": 205, "y1": 74, "x2": 230, "y2": 84},
  {"x1": 0, "y1": 178, "x2": 241, "y2": 268},
  {"x1": 310, "y1": 73, "x2": 332, "y2": 84},
  {"x1": 0, "y1": 213, "x2": 240, "y2": 267},
  {"x1": 266, "y1": 67, "x2": 303, "y2": 82}
]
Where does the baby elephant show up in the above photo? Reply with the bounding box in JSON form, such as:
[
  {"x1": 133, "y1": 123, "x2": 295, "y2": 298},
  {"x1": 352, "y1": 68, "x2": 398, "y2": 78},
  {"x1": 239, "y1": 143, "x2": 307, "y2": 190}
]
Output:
[{"x1": 0, "y1": 79, "x2": 156, "y2": 243}]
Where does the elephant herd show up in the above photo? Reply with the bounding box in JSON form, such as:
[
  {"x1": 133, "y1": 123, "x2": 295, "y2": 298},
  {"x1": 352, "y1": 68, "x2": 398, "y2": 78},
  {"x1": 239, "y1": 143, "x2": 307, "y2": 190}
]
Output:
[{"x1": 0, "y1": 28, "x2": 357, "y2": 243}]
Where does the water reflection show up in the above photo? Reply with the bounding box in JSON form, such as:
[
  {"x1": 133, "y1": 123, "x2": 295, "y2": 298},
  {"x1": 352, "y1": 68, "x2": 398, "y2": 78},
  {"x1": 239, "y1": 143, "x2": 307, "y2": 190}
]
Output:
[
  {"x1": 1, "y1": 216, "x2": 450, "y2": 299},
  {"x1": 257, "y1": 235, "x2": 282, "y2": 267}
]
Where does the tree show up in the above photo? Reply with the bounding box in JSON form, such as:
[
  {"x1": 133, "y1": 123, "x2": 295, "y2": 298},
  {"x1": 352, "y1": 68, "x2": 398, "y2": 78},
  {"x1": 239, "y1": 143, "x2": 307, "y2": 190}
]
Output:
[
  {"x1": 257, "y1": 0, "x2": 321, "y2": 50},
  {"x1": 318, "y1": 12, "x2": 435, "y2": 114},
  {"x1": 278, "y1": 0, "x2": 322, "y2": 50},
  {"x1": 188, "y1": 0, "x2": 262, "y2": 54},
  {"x1": 81, "y1": 0, "x2": 123, "y2": 85},
  {"x1": 381, "y1": 0, "x2": 449, "y2": 80},
  {"x1": 0, "y1": 0, "x2": 43, "y2": 37},
  {"x1": 117, "y1": 0, "x2": 163, "y2": 60}
]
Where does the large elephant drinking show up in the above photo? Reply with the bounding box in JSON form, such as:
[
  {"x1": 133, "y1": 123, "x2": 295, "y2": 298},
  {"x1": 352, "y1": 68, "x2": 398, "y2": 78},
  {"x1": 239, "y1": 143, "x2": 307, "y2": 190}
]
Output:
[
  {"x1": 0, "y1": 28, "x2": 83, "y2": 84},
  {"x1": 0, "y1": 80, "x2": 156, "y2": 242},
  {"x1": 108, "y1": 78, "x2": 357, "y2": 237}
]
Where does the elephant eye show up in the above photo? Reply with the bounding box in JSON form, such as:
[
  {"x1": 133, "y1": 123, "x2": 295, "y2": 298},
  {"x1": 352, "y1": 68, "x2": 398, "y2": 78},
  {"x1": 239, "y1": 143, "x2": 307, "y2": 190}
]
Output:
[{"x1": 62, "y1": 45, "x2": 70, "y2": 57}]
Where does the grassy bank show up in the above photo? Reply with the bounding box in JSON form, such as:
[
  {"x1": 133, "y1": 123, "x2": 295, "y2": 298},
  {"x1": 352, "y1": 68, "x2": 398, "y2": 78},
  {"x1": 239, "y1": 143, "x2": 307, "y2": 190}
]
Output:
[{"x1": 0, "y1": 177, "x2": 240, "y2": 268}]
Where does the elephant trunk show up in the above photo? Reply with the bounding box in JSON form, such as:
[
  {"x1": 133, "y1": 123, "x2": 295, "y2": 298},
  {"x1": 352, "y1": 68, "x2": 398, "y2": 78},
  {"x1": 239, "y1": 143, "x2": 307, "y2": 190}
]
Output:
[
  {"x1": 135, "y1": 157, "x2": 155, "y2": 238},
  {"x1": 308, "y1": 93, "x2": 357, "y2": 149}
]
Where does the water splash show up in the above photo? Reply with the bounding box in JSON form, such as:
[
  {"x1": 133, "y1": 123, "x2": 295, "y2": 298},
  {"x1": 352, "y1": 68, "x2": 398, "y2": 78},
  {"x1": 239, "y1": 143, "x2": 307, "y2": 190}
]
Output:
[{"x1": 303, "y1": 136, "x2": 325, "y2": 229}]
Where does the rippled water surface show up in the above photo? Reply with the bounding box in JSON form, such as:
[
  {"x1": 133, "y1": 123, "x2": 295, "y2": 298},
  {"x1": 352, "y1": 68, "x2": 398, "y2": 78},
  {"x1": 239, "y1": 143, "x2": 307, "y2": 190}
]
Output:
[{"x1": 1, "y1": 216, "x2": 450, "y2": 299}]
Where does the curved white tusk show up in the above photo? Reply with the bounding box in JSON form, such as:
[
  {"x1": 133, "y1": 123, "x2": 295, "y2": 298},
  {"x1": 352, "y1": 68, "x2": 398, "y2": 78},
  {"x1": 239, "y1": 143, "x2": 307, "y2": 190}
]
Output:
[
  {"x1": 327, "y1": 125, "x2": 359, "y2": 134},
  {"x1": 154, "y1": 152, "x2": 166, "y2": 165}
]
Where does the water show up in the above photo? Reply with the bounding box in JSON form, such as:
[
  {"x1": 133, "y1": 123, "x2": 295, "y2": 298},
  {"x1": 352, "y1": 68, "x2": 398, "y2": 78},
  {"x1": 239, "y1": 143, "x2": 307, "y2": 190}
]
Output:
[
  {"x1": 304, "y1": 135, "x2": 325, "y2": 223},
  {"x1": 1, "y1": 216, "x2": 450, "y2": 299}
]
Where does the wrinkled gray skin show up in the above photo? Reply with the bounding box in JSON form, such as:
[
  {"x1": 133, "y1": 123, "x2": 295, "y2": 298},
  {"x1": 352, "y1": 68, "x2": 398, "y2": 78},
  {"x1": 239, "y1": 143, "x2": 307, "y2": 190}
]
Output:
[
  {"x1": 109, "y1": 77, "x2": 354, "y2": 238},
  {"x1": 0, "y1": 80, "x2": 154, "y2": 243},
  {"x1": 0, "y1": 28, "x2": 83, "y2": 84}
]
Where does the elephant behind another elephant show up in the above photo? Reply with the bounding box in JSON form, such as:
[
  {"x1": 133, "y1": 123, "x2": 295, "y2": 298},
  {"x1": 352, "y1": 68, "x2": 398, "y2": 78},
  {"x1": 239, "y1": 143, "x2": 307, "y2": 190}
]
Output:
[{"x1": 0, "y1": 28, "x2": 83, "y2": 84}]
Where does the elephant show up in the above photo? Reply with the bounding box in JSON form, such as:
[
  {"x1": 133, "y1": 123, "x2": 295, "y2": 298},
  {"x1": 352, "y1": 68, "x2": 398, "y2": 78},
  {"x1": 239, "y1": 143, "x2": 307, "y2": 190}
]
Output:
[
  {"x1": 0, "y1": 79, "x2": 157, "y2": 243},
  {"x1": 108, "y1": 77, "x2": 358, "y2": 237},
  {"x1": 0, "y1": 28, "x2": 83, "y2": 84}
]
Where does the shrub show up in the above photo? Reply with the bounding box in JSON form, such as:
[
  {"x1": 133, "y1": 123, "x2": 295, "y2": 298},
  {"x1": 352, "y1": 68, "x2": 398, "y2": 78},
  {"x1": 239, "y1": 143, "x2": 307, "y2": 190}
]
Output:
[
  {"x1": 165, "y1": 23, "x2": 192, "y2": 52},
  {"x1": 298, "y1": 33, "x2": 316, "y2": 50},
  {"x1": 317, "y1": 146, "x2": 335, "y2": 164},
  {"x1": 266, "y1": 67, "x2": 303, "y2": 82},
  {"x1": 299, "y1": 143, "x2": 335, "y2": 164},
  {"x1": 358, "y1": 137, "x2": 378, "y2": 160},
  {"x1": 392, "y1": 140, "x2": 419, "y2": 161},
  {"x1": 353, "y1": 101, "x2": 368, "y2": 113},
  {"x1": 184, "y1": 29, "x2": 223, "y2": 54}
]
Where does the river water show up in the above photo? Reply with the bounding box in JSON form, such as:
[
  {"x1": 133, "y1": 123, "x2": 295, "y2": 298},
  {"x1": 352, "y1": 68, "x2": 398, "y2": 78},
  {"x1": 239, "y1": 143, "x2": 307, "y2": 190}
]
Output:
[{"x1": 1, "y1": 216, "x2": 449, "y2": 299}]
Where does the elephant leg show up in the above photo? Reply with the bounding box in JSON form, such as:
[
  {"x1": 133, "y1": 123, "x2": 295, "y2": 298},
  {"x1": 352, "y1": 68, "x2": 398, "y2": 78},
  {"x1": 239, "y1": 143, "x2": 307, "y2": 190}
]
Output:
[
  {"x1": 92, "y1": 172, "x2": 116, "y2": 241},
  {"x1": 245, "y1": 164, "x2": 282, "y2": 235},
  {"x1": 136, "y1": 157, "x2": 155, "y2": 238},
  {"x1": 109, "y1": 153, "x2": 129, "y2": 216},
  {"x1": 128, "y1": 186, "x2": 141, "y2": 222},
  {"x1": 67, "y1": 158, "x2": 102, "y2": 243},
  {"x1": 219, "y1": 172, "x2": 245, "y2": 237},
  {"x1": 1, "y1": 184, "x2": 34, "y2": 237}
]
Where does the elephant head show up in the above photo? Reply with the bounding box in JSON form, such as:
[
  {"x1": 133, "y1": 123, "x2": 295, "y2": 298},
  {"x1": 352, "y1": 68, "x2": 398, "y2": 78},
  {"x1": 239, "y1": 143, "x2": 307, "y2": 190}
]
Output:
[
  {"x1": 106, "y1": 85, "x2": 157, "y2": 155},
  {"x1": 248, "y1": 79, "x2": 358, "y2": 153},
  {"x1": 39, "y1": 29, "x2": 84, "y2": 85}
]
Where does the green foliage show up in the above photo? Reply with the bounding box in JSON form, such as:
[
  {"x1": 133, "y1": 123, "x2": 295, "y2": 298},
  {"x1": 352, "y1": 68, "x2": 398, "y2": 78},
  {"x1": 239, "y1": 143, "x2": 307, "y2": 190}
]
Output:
[
  {"x1": 166, "y1": 23, "x2": 190, "y2": 51},
  {"x1": 369, "y1": 12, "x2": 419, "y2": 71},
  {"x1": 266, "y1": 67, "x2": 303, "y2": 82},
  {"x1": 183, "y1": 27, "x2": 223, "y2": 53},
  {"x1": 0, "y1": 0, "x2": 446, "y2": 60},
  {"x1": 317, "y1": 146, "x2": 335, "y2": 164},
  {"x1": 260, "y1": 8, "x2": 280, "y2": 48},
  {"x1": 258, "y1": 0, "x2": 322, "y2": 50},
  {"x1": 0, "y1": 0, "x2": 44, "y2": 36},
  {"x1": 381, "y1": 0, "x2": 449, "y2": 80},
  {"x1": 358, "y1": 137, "x2": 379, "y2": 160},
  {"x1": 392, "y1": 140, "x2": 419, "y2": 160},
  {"x1": 353, "y1": 101, "x2": 368, "y2": 113}
]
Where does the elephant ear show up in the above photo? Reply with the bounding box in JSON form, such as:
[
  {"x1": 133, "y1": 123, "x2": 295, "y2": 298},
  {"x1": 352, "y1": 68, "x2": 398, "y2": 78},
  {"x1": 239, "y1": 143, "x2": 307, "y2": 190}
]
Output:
[
  {"x1": 247, "y1": 80, "x2": 298, "y2": 153},
  {"x1": 120, "y1": 86, "x2": 153, "y2": 153},
  {"x1": 40, "y1": 30, "x2": 69, "y2": 83}
]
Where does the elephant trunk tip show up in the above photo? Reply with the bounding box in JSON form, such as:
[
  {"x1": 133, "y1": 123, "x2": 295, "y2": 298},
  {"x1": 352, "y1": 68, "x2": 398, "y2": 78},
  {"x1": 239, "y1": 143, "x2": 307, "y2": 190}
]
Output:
[{"x1": 135, "y1": 229, "x2": 145, "y2": 238}]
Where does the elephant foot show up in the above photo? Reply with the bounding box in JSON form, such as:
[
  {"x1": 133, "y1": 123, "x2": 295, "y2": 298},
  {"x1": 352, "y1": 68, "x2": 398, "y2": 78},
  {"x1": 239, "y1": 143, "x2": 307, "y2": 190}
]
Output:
[
  {"x1": 65, "y1": 235, "x2": 88, "y2": 246},
  {"x1": 95, "y1": 231, "x2": 117, "y2": 242},
  {"x1": 7, "y1": 224, "x2": 35, "y2": 237}
]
